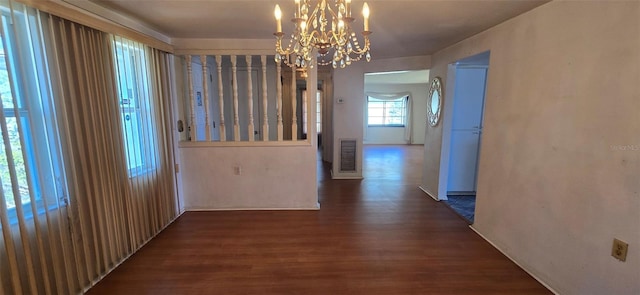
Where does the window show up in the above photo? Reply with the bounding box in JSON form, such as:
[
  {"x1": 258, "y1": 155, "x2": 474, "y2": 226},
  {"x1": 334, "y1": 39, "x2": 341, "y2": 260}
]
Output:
[
  {"x1": 367, "y1": 96, "x2": 407, "y2": 126},
  {"x1": 113, "y1": 39, "x2": 156, "y2": 176},
  {"x1": 0, "y1": 7, "x2": 63, "y2": 216}
]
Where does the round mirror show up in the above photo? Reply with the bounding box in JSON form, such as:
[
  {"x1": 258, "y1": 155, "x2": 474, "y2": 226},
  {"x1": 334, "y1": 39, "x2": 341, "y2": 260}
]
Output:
[{"x1": 427, "y1": 77, "x2": 443, "y2": 126}]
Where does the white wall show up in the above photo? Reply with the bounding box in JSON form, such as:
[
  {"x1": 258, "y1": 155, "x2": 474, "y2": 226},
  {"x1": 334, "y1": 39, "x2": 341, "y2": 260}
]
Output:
[
  {"x1": 332, "y1": 55, "x2": 430, "y2": 178},
  {"x1": 422, "y1": 2, "x2": 640, "y2": 294},
  {"x1": 180, "y1": 145, "x2": 318, "y2": 210},
  {"x1": 364, "y1": 83, "x2": 428, "y2": 145}
]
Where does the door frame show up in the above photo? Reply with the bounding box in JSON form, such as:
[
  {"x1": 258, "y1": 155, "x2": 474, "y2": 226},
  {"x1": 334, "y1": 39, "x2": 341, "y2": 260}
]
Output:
[{"x1": 437, "y1": 52, "x2": 490, "y2": 201}]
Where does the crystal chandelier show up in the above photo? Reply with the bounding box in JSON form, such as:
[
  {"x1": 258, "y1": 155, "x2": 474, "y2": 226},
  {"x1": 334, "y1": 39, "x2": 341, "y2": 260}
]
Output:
[{"x1": 274, "y1": 0, "x2": 372, "y2": 69}]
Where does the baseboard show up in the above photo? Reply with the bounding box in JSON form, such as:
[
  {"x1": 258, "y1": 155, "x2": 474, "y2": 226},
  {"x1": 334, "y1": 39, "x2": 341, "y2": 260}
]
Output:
[
  {"x1": 469, "y1": 226, "x2": 559, "y2": 295},
  {"x1": 418, "y1": 186, "x2": 439, "y2": 201},
  {"x1": 330, "y1": 168, "x2": 364, "y2": 180},
  {"x1": 331, "y1": 175, "x2": 364, "y2": 180},
  {"x1": 447, "y1": 191, "x2": 476, "y2": 196},
  {"x1": 185, "y1": 205, "x2": 320, "y2": 211}
]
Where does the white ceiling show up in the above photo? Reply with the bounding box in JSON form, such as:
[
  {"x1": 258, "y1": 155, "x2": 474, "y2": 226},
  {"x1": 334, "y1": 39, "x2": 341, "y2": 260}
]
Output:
[{"x1": 82, "y1": 0, "x2": 549, "y2": 59}]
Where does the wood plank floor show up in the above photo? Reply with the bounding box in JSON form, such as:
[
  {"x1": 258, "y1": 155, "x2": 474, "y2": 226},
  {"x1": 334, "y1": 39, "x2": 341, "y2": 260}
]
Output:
[{"x1": 87, "y1": 145, "x2": 551, "y2": 295}]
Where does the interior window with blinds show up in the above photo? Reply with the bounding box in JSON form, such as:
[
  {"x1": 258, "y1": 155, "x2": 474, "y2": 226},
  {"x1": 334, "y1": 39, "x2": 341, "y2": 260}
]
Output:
[{"x1": 112, "y1": 37, "x2": 157, "y2": 177}]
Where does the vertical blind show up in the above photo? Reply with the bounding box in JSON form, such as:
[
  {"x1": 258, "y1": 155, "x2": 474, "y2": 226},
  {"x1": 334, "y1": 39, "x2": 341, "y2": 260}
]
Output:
[{"x1": 0, "y1": 1, "x2": 179, "y2": 293}]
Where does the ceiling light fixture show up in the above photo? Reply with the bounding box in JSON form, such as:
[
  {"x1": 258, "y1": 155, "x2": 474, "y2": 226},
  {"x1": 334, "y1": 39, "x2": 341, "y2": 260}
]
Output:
[{"x1": 274, "y1": 0, "x2": 372, "y2": 69}]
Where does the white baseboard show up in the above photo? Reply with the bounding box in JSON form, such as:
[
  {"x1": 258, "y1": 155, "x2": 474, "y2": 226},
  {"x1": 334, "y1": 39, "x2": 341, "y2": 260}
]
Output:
[
  {"x1": 331, "y1": 176, "x2": 364, "y2": 180},
  {"x1": 185, "y1": 205, "x2": 320, "y2": 211},
  {"x1": 469, "y1": 226, "x2": 559, "y2": 295},
  {"x1": 330, "y1": 168, "x2": 364, "y2": 180},
  {"x1": 419, "y1": 186, "x2": 439, "y2": 201}
]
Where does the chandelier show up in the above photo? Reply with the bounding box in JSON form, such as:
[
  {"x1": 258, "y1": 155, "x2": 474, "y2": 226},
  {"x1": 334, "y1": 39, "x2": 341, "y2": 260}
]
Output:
[{"x1": 274, "y1": 0, "x2": 372, "y2": 69}]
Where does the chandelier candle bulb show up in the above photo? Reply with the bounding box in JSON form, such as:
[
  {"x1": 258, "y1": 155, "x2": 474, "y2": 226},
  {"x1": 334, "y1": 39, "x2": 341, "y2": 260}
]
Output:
[
  {"x1": 362, "y1": 2, "x2": 369, "y2": 31},
  {"x1": 346, "y1": 0, "x2": 351, "y2": 16},
  {"x1": 275, "y1": 5, "x2": 282, "y2": 33}
]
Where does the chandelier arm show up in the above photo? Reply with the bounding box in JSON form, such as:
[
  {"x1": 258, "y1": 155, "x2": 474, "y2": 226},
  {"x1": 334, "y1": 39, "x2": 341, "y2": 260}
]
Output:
[
  {"x1": 349, "y1": 36, "x2": 370, "y2": 52},
  {"x1": 349, "y1": 44, "x2": 370, "y2": 54},
  {"x1": 325, "y1": 2, "x2": 339, "y2": 20},
  {"x1": 307, "y1": 1, "x2": 322, "y2": 28},
  {"x1": 275, "y1": 30, "x2": 299, "y2": 55}
]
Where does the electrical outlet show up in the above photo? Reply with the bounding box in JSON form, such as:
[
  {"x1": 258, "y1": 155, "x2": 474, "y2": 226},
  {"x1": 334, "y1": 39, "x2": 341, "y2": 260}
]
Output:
[{"x1": 611, "y1": 238, "x2": 628, "y2": 262}]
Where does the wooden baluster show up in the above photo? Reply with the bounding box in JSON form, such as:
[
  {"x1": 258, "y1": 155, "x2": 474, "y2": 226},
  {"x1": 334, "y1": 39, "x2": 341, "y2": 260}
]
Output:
[
  {"x1": 261, "y1": 55, "x2": 269, "y2": 141},
  {"x1": 200, "y1": 55, "x2": 211, "y2": 141},
  {"x1": 246, "y1": 56, "x2": 254, "y2": 141},
  {"x1": 231, "y1": 55, "x2": 240, "y2": 141},
  {"x1": 291, "y1": 65, "x2": 297, "y2": 141},
  {"x1": 215, "y1": 55, "x2": 226, "y2": 141},
  {"x1": 186, "y1": 55, "x2": 196, "y2": 141},
  {"x1": 276, "y1": 60, "x2": 283, "y2": 141}
]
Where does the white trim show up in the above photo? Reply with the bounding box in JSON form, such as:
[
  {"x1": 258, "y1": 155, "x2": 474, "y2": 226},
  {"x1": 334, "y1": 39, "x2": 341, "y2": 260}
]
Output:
[
  {"x1": 331, "y1": 175, "x2": 364, "y2": 180},
  {"x1": 330, "y1": 167, "x2": 364, "y2": 180},
  {"x1": 185, "y1": 205, "x2": 320, "y2": 211},
  {"x1": 437, "y1": 63, "x2": 457, "y2": 201},
  {"x1": 172, "y1": 38, "x2": 275, "y2": 55},
  {"x1": 178, "y1": 139, "x2": 312, "y2": 148},
  {"x1": 469, "y1": 226, "x2": 559, "y2": 295},
  {"x1": 419, "y1": 186, "x2": 441, "y2": 201}
]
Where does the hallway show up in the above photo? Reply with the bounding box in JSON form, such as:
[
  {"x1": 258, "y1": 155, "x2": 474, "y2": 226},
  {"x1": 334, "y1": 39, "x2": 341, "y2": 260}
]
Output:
[{"x1": 88, "y1": 145, "x2": 550, "y2": 294}]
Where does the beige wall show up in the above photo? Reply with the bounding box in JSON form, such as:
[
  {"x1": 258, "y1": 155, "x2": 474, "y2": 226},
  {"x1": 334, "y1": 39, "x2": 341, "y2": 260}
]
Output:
[
  {"x1": 422, "y1": 1, "x2": 639, "y2": 294},
  {"x1": 180, "y1": 145, "x2": 318, "y2": 210}
]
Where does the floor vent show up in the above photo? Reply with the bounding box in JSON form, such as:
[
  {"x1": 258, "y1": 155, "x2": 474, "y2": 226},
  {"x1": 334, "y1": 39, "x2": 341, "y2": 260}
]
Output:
[{"x1": 340, "y1": 139, "x2": 357, "y2": 172}]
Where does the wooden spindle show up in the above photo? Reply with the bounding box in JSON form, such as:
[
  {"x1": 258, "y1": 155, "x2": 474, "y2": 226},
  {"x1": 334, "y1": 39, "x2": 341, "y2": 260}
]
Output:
[
  {"x1": 200, "y1": 55, "x2": 211, "y2": 141},
  {"x1": 261, "y1": 55, "x2": 269, "y2": 141},
  {"x1": 186, "y1": 55, "x2": 196, "y2": 141},
  {"x1": 276, "y1": 60, "x2": 283, "y2": 141},
  {"x1": 246, "y1": 56, "x2": 254, "y2": 141},
  {"x1": 291, "y1": 65, "x2": 297, "y2": 141},
  {"x1": 215, "y1": 55, "x2": 226, "y2": 141},
  {"x1": 231, "y1": 55, "x2": 240, "y2": 141}
]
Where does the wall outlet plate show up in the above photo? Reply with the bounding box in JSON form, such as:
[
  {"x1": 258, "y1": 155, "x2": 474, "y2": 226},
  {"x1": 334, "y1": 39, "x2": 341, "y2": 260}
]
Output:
[{"x1": 611, "y1": 238, "x2": 628, "y2": 262}]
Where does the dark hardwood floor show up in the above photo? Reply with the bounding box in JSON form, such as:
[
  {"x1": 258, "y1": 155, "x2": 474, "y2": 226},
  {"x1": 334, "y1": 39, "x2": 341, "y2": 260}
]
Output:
[{"x1": 87, "y1": 145, "x2": 550, "y2": 294}]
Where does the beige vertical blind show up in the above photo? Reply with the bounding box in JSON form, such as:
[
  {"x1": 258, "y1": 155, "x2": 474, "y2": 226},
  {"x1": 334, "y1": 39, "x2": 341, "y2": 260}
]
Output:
[{"x1": 0, "y1": 0, "x2": 179, "y2": 293}]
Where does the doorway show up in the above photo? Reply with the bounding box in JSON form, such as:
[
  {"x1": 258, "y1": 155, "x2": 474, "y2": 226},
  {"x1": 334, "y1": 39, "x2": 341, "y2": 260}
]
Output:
[{"x1": 438, "y1": 51, "x2": 490, "y2": 223}]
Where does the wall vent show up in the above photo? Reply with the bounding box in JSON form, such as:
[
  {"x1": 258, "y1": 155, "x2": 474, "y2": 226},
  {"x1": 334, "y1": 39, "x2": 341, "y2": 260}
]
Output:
[{"x1": 340, "y1": 139, "x2": 357, "y2": 172}]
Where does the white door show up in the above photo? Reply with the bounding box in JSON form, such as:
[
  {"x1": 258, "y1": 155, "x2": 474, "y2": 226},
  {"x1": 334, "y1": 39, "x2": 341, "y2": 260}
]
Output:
[{"x1": 447, "y1": 67, "x2": 487, "y2": 193}]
